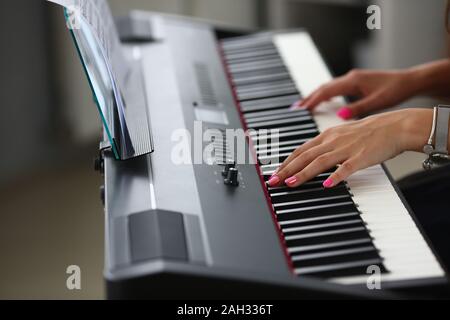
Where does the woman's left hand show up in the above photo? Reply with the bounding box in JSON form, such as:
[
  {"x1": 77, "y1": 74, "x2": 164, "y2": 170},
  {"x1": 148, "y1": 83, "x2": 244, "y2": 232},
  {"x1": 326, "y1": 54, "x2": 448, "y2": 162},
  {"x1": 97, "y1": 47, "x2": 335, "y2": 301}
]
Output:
[{"x1": 268, "y1": 108, "x2": 432, "y2": 188}]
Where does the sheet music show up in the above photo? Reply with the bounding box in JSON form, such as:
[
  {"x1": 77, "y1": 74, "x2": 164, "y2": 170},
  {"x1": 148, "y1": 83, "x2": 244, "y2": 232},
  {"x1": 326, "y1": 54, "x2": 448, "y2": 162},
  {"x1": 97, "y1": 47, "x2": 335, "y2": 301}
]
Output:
[
  {"x1": 47, "y1": 0, "x2": 136, "y2": 158},
  {"x1": 48, "y1": 0, "x2": 123, "y2": 67}
]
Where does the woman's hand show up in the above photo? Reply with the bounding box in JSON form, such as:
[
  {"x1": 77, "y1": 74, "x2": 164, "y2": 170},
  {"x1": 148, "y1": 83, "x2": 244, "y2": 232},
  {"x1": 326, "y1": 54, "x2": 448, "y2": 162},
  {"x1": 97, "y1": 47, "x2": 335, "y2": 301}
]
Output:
[
  {"x1": 292, "y1": 69, "x2": 421, "y2": 120},
  {"x1": 268, "y1": 108, "x2": 432, "y2": 188}
]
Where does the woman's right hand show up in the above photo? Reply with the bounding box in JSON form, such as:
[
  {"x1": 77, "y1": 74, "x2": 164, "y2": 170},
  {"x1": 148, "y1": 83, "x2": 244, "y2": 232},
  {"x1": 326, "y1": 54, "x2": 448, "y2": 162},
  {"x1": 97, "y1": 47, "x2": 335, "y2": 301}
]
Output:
[{"x1": 292, "y1": 69, "x2": 419, "y2": 120}]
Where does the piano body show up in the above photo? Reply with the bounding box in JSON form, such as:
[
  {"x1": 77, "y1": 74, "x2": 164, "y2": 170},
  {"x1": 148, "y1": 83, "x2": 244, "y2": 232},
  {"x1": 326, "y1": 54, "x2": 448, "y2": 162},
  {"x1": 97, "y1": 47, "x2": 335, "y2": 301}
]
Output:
[{"x1": 97, "y1": 11, "x2": 448, "y2": 299}]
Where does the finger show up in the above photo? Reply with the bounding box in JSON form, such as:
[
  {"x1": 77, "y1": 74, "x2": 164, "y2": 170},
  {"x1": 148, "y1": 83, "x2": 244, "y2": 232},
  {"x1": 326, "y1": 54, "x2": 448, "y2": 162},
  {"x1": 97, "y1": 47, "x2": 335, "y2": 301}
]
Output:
[
  {"x1": 296, "y1": 94, "x2": 314, "y2": 108},
  {"x1": 284, "y1": 151, "x2": 347, "y2": 188},
  {"x1": 290, "y1": 87, "x2": 330, "y2": 110},
  {"x1": 271, "y1": 135, "x2": 324, "y2": 178},
  {"x1": 302, "y1": 77, "x2": 358, "y2": 110},
  {"x1": 337, "y1": 94, "x2": 381, "y2": 120},
  {"x1": 323, "y1": 158, "x2": 362, "y2": 188},
  {"x1": 290, "y1": 91, "x2": 316, "y2": 109},
  {"x1": 275, "y1": 144, "x2": 336, "y2": 185}
]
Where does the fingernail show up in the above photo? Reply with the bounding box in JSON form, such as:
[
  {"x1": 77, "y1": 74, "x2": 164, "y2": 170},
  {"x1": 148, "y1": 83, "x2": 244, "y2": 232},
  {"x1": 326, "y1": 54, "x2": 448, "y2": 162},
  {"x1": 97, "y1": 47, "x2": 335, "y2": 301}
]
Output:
[
  {"x1": 285, "y1": 176, "x2": 298, "y2": 186},
  {"x1": 337, "y1": 107, "x2": 352, "y2": 120},
  {"x1": 323, "y1": 178, "x2": 334, "y2": 188},
  {"x1": 268, "y1": 175, "x2": 280, "y2": 187},
  {"x1": 289, "y1": 102, "x2": 300, "y2": 110}
]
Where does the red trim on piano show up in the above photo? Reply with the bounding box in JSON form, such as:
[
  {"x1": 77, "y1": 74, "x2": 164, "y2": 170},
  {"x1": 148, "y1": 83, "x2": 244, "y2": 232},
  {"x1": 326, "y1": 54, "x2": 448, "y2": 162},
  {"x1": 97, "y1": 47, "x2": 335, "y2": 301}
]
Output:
[{"x1": 217, "y1": 41, "x2": 296, "y2": 275}]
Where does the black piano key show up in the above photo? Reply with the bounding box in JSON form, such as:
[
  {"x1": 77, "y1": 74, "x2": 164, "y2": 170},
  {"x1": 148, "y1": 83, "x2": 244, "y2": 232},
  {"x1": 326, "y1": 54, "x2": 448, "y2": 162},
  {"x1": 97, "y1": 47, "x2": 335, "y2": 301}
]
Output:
[
  {"x1": 282, "y1": 219, "x2": 364, "y2": 235},
  {"x1": 229, "y1": 59, "x2": 286, "y2": 72},
  {"x1": 255, "y1": 138, "x2": 309, "y2": 151},
  {"x1": 246, "y1": 111, "x2": 310, "y2": 125},
  {"x1": 222, "y1": 40, "x2": 275, "y2": 55},
  {"x1": 248, "y1": 116, "x2": 314, "y2": 129},
  {"x1": 232, "y1": 67, "x2": 289, "y2": 81},
  {"x1": 227, "y1": 53, "x2": 281, "y2": 62},
  {"x1": 238, "y1": 87, "x2": 299, "y2": 100},
  {"x1": 259, "y1": 150, "x2": 314, "y2": 164},
  {"x1": 223, "y1": 44, "x2": 276, "y2": 55},
  {"x1": 266, "y1": 171, "x2": 335, "y2": 184},
  {"x1": 229, "y1": 58, "x2": 287, "y2": 72},
  {"x1": 252, "y1": 116, "x2": 316, "y2": 128},
  {"x1": 253, "y1": 127, "x2": 318, "y2": 143},
  {"x1": 240, "y1": 95, "x2": 300, "y2": 112},
  {"x1": 270, "y1": 186, "x2": 349, "y2": 204},
  {"x1": 276, "y1": 204, "x2": 358, "y2": 222},
  {"x1": 237, "y1": 82, "x2": 297, "y2": 96},
  {"x1": 227, "y1": 54, "x2": 280, "y2": 63},
  {"x1": 254, "y1": 136, "x2": 317, "y2": 151},
  {"x1": 233, "y1": 73, "x2": 292, "y2": 87},
  {"x1": 238, "y1": 87, "x2": 299, "y2": 102},
  {"x1": 285, "y1": 228, "x2": 370, "y2": 248},
  {"x1": 257, "y1": 146, "x2": 298, "y2": 159},
  {"x1": 222, "y1": 40, "x2": 273, "y2": 49},
  {"x1": 266, "y1": 171, "x2": 336, "y2": 185},
  {"x1": 288, "y1": 238, "x2": 373, "y2": 254},
  {"x1": 225, "y1": 49, "x2": 279, "y2": 62},
  {"x1": 283, "y1": 222, "x2": 367, "y2": 240},
  {"x1": 245, "y1": 108, "x2": 307, "y2": 120},
  {"x1": 279, "y1": 213, "x2": 361, "y2": 229},
  {"x1": 276, "y1": 200, "x2": 356, "y2": 215},
  {"x1": 280, "y1": 214, "x2": 363, "y2": 231},
  {"x1": 293, "y1": 247, "x2": 380, "y2": 269},
  {"x1": 236, "y1": 77, "x2": 295, "y2": 88},
  {"x1": 268, "y1": 180, "x2": 335, "y2": 194},
  {"x1": 246, "y1": 108, "x2": 308, "y2": 120},
  {"x1": 274, "y1": 195, "x2": 352, "y2": 210},
  {"x1": 256, "y1": 142, "x2": 298, "y2": 152},
  {"x1": 258, "y1": 153, "x2": 291, "y2": 164},
  {"x1": 231, "y1": 63, "x2": 287, "y2": 75},
  {"x1": 295, "y1": 259, "x2": 384, "y2": 278},
  {"x1": 291, "y1": 245, "x2": 377, "y2": 260}
]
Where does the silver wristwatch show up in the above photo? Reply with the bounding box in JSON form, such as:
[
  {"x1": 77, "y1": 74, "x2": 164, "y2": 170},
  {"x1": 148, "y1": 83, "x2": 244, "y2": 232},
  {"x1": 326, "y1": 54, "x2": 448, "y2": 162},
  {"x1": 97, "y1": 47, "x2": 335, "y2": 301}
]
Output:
[{"x1": 423, "y1": 105, "x2": 450, "y2": 170}]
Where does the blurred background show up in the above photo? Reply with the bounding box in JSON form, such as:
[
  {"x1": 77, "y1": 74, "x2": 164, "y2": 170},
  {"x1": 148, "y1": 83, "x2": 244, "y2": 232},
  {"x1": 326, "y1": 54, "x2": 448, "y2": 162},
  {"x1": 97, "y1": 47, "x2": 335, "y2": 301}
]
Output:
[{"x1": 0, "y1": 0, "x2": 447, "y2": 299}]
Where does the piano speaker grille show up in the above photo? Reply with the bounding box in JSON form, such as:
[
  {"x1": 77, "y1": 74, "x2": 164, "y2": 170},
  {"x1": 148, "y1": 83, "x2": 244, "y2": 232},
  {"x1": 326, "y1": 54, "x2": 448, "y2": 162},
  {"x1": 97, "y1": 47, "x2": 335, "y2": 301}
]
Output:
[{"x1": 194, "y1": 63, "x2": 218, "y2": 107}]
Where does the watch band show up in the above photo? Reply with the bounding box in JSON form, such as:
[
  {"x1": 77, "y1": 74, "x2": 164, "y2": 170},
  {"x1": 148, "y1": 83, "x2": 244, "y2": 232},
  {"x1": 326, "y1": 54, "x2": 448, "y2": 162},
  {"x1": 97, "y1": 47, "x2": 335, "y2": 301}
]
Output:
[
  {"x1": 434, "y1": 105, "x2": 450, "y2": 154},
  {"x1": 423, "y1": 105, "x2": 450, "y2": 170}
]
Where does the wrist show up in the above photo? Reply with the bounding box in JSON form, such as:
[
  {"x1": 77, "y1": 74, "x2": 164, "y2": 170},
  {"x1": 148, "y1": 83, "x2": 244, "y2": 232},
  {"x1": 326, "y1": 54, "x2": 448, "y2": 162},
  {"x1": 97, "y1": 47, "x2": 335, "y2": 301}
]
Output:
[
  {"x1": 406, "y1": 59, "x2": 450, "y2": 96},
  {"x1": 402, "y1": 68, "x2": 431, "y2": 96},
  {"x1": 400, "y1": 108, "x2": 434, "y2": 152}
]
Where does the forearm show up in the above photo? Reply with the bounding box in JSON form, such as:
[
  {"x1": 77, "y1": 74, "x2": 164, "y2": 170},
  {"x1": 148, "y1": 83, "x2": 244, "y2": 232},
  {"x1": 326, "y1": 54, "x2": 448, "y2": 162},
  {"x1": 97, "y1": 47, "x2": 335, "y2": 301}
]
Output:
[{"x1": 406, "y1": 59, "x2": 450, "y2": 98}]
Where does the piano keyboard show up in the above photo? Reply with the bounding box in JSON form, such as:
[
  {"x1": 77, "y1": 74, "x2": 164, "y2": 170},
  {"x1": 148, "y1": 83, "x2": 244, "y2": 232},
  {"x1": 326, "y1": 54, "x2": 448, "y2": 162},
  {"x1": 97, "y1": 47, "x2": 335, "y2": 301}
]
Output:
[{"x1": 221, "y1": 33, "x2": 445, "y2": 285}]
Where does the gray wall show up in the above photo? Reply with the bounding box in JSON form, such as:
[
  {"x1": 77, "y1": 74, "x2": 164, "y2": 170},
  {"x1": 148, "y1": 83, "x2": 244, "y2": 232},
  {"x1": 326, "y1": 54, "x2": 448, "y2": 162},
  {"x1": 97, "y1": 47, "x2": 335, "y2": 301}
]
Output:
[{"x1": 0, "y1": 1, "x2": 53, "y2": 184}]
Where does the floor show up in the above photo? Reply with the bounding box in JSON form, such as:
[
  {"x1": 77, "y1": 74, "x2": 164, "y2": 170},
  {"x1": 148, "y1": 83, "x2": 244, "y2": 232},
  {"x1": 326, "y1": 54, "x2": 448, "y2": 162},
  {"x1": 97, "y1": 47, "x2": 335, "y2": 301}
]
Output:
[{"x1": 0, "y1": 161, "x2": 105, "y2": 300}]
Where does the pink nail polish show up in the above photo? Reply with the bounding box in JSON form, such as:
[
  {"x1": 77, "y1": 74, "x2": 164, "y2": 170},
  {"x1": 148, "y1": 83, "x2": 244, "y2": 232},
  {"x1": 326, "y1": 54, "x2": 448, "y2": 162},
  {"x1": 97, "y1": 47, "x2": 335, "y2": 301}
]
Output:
[
  {"x1": 285, "y1": 177, "x2": 298, "y2": 186},
  {"x1": 268, "y1": 175, "x2": 280, "y2": 187},
  {"x1": 323, "y1": 178, "x2": 334, "y2": 188},
  {"x1": 337, "y1": 107, "x2": 352, "y2": 120}
]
